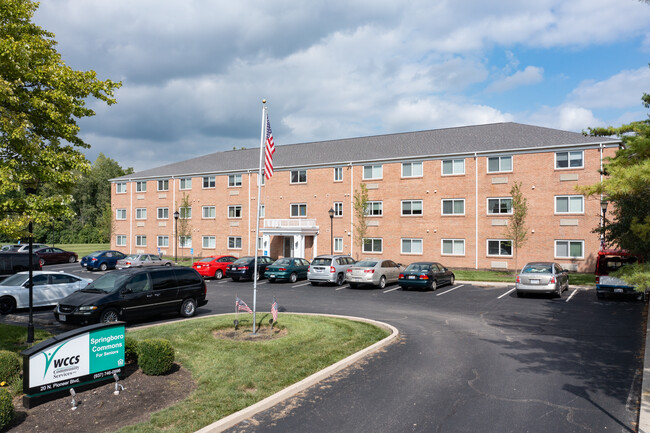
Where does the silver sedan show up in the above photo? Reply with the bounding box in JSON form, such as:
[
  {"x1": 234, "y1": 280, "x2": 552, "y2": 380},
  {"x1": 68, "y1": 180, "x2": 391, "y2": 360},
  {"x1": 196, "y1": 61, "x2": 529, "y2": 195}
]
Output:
[
  {"x1": 516, "y1": 262, "x2": 569, "y2": 297},
  {"x1": 345, "y1": 259, "x2": 404, "y2": 289},
  {"x1": 116, "y1": 254, "x2": 173, "y2": 269}
]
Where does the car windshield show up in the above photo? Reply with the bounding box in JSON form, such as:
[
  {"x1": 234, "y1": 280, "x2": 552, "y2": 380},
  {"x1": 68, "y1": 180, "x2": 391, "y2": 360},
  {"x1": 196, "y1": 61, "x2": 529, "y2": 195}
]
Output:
[
  {"x1": 88, "y1": 251, "x2": 103, "y2": 258},
  {"x1": 356, "y1": 261, "x2": 378, "y2": 267},
  {"x1": 83, "y1": 273, "x2": 132, "y2": 293},
  {"x1": 0, "y1": 274, "x2": 29, "y2": 286},
  {"x1": 233, "y1": 258, "x2": 252, "y2": 265},
  {"x1": 312, "y1": 258, "x2": 332, "y2": 266},
  {"x1": 522, "y1": 264, "x2": 553, "y2": 274},
  {"x1": 274, "y1": 258, "x2": 292, "y2": 266},
  {"x1": 405, "y1": 264, "x2": 430, "y2": 272},
  {"x1": 125, "y1": 255, "x2": 140, "y2": 261},
  {"x1": 199, "y1": 257, "x2": 214, "y2": 263}
]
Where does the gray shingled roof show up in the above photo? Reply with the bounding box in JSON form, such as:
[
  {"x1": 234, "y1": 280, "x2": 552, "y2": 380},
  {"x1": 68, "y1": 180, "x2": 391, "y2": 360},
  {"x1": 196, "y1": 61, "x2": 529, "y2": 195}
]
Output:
[{"x1": 112, "y1": 122, "x2": 619, "y2": 181}]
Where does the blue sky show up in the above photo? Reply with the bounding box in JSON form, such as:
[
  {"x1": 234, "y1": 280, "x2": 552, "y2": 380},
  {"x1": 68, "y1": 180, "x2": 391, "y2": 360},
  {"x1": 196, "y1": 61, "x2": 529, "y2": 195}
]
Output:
[{"x1": 34, "y1": 0, "x2": 650, "y2": 172}]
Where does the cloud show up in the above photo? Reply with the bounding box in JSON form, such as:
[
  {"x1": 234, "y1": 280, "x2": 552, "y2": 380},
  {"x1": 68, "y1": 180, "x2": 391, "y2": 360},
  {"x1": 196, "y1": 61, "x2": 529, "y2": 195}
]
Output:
[
  {"x1": 568, "y1": 66, "x2": 650, "y2": 109},
  {"x1": 487, "y1": 66, "x2": 544, "y2": 93},
  {"x1": 525, "y1": 104, "x2": 603, "y2": 132}
]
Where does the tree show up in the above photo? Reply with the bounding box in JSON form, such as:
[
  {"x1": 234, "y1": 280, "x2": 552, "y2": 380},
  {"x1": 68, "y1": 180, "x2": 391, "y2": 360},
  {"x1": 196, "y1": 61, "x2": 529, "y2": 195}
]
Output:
[
  {"x1": 353, "y1": 183, "x2": 369, "y2": 259},
  {"x1": 0, "y1": 0, "x2": 121, "y2": 240},
  {"x1": 177, "y1": 193, "x2": 193, "y2": 258},
  {"x1": 503, "y1": 181, "x2": 528, "y2": 273}
]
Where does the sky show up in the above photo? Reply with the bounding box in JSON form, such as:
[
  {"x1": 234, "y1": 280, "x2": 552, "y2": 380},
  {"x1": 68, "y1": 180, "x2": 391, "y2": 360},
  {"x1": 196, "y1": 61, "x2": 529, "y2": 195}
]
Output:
[{"x1": 34, "y1": 0, "x2": 650, "y2": 173}]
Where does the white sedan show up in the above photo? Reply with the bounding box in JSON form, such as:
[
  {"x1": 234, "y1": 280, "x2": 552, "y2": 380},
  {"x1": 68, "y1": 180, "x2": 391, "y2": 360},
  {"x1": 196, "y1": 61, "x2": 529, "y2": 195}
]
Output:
[{"x1": 0, "y1": 271, "x2": 93, "y2": 314}]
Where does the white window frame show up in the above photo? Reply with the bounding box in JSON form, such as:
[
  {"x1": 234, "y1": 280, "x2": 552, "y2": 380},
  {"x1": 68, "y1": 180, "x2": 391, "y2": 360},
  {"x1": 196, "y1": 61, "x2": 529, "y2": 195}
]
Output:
[
  {"x1": 333, "y1": 167, "x2": 343, "y2": 182},
  {"x1": 257, "y1": 236, "x2": 263, "y2": 251},
  {"x1": 179, "y1": 177, "x2": 192, "y2": 190},
  {"x1": 135, "y1": 181, "x2": 147, "y2": 192},
  {"x1": 157, "y1": 207, "x2": 169, "y2": 220},
  {"x1": 135, "y1": 208, "x2": 147, "y2": 220},
  {"x1": 363, "y1": 164, "x2": 383, "y2": 180},
  {"x1": 228, "y1": 205, "x2": 242, "y2": 219},
  {"x1": 179, "y1": 236, "x2": 192, "y2": 248},
  {"x1": 401, "y1": 162, "x2": 423, "y2": 178},
  {"x1": 555, "y1": 240, "x2": 584, "y2": 259},
  {"x1": 334, "y1": 237, "x2": 343, "y2": 253},
  {"x1": 202, "y1": 236, "x2": 216, "y2": 249},
  {"x1": 157, "y1": 235, "x2": 169, "y2": 248},
  {"x1": 202, "y1": 206, "x2": 216, "y2": 219},
  {"x1": 441, "y1": 159, "x2": 465, "y2": 176},
  {"x1": 333, "y1": 202, "x2": 343, "y2": 217},
  {"x1": 555, "y1": 195, "x2": 584, "y2": 214},
  {"x1": 401, "y1": 238, "x2": 423, "y2": 255},
  {"x1": 157, "y1": 179, "x2": 169, "y2": 191},
  {"x1": 228, "y1": 236, "x2": 242, "y2": 250},
  {"x1": 290, "y1": 170, "x2": 307, "y2": 184},
  {"x1": 259, "y1": 204, "x2": 265, "y2": 218},
  {"x1": 116, "y1": 209, "x2": 127, "y2": 220},
  {"x1": 362, "y1": 238, "x2": 383, "y2": 254},
  {"x1": 555, "y1": 151, "x2": 584, "y2": 169},
  {"x1": 116, "y1": 182, "x2": 127, "y2": 194},
  {"x1": 441, "y1": 239, "x2": 465, "y2": 256},
  {"x1": 441, "y1": 199, "x2": 465, "y2": 216},
  {"x1": 290, "y1": 203, "x2": 307, "y2": 218},
  {"x1": 487, "y1": 239, "x2": 513, "y2": 257},
  {"x1": 116, "y1": 235, "x2": 126, "y2": 247},
  {"x1": 228, "y1": 174, "x2": 242, "y2": 187},
  {"x1": 487, "y1": 155, "x2": 513, "y2": 173},
  {"x1": 135, "y1": 235, "x2": 147, "y2": 247},
  {"x1": 179, "y1": 206, "x2": 192, "y2": 219},
  {"x1": 202, "y1": 176, "x2": 216, "y2": 189},
  {"x1": 365, "y1": 201, "x2": 383, "y2": 217},
  {"x1": 401, "y1": 200, "x2": 423, "y2": 216},
  {"x1": 487, "y1": 197, "x2": 513, "y2": 215}
]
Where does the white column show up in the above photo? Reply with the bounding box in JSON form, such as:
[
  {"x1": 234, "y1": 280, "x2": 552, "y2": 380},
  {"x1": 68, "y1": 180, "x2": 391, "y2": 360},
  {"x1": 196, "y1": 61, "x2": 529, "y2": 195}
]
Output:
[
  {"x1": 313, "y1": 233, "x2": 318, "y2": 260},
  {"x1": 295, "y1": 235, "x2": 305, "y2": 258}
]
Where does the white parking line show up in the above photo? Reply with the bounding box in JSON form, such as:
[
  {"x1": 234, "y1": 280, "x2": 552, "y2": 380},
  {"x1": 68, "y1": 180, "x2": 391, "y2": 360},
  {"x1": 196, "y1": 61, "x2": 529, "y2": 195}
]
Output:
[
  {"x1": 217, "y1": 280, "x2": 229, "y2": 284},
  {"x1": 566, "y1": 288, "x2": 579, "y2": 302},
  {"x1": 292, "y1": 282, "x2": 311, "y2": 288},
  {"x1": 335, "y1": 285, "x2": 349, "y2": 291},
  {"x1": 498, "y1": 288, "x2": 516, "y2": 299},
  {"x1": 383, "y1": 287, "x2": 400, "y2": 293},
  {"x1": 436, "y1": 284, "x2": 464, "y2": 296}
]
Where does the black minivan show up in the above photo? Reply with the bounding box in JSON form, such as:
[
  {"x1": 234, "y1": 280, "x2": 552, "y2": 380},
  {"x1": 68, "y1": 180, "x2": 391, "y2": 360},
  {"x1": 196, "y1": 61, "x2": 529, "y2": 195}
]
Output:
[
  {"x1": 0, "y1": 252, "x2": 42, "y2": 282},
  {"x1": 53, "y1": 266, "x2": 207, "y2": 324}
]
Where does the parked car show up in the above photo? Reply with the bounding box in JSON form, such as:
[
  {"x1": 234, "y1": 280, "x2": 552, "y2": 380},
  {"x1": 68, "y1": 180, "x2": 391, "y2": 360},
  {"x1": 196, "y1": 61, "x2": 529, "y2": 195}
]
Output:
[
  {"x1": 0, "y1": 252, "x2": 42, "y2": 282},
  {"x1": 595, "y1": 250, "x2": 640, "y2": 299},
  {"x1": 13, "y1": 244, "x2": 49, "y2": 253},
  {"x1": 116, "y1": 254, "x2": 173, "y2": 269},
  {"x1": 80, "y1": 250, "x2": 127, "y2": 271},
  {"x1": 264, "y1": 257, "x2": 310, "y2": 283},
  {"x1": 515, "y1": 262, "x2": 569, "y2": 297},
  {"x1": 346, "y1": 259, "x2": 404, "y2": 289},
  {"x1": 34, "y1": 247, "x2": 78, "y2": 265},
  {"x1": 398, "y1": 262, "x2": 455, "y2": 291},
  {"x1": 0, "y1": 244, "x2": 20, "y2": 252},
  {"x1": 307, "y1": 255, "x2": 356, "y2": 286},
  {"x1": 0, "y1": 271, "x2": 92, "y2": 314},
  {"x1": 192, "y1": 255, "x2": 238, "y2": 279},
  {"x1": 54, "y1": 266, "x2": 207, "y2": 324},
  {"x1": 225, "y1": 256, "x2": 274, "y2": 281}
]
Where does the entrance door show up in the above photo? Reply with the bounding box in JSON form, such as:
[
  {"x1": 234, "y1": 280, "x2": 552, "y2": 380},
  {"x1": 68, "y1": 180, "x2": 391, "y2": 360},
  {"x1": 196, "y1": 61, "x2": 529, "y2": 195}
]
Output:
[{"x1": 283, "y1": 236, "x2": 294, "y2": 257}]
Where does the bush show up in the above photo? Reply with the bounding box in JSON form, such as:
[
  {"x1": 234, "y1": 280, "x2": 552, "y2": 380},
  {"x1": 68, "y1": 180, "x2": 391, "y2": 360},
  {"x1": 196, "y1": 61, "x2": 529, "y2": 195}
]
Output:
[
  {"x1": 137, "y1": 339, "x2": 175, "y2": 376},
  {"x1": 0, "y1": 388, "x2": 14, "y2": 430},
  {"x1": 0, "y1": 351, "x2": 20, "y2": 384},
  {"x1": 125, "y1": 336, "x2": 139, "y2": 364}
]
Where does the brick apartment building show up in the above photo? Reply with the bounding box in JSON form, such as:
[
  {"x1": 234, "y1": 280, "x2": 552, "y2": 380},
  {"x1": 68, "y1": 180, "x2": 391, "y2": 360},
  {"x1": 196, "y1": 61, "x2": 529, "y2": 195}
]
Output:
[{"x1": 110, "y1": 122, "x2": 620, "y2": 272}]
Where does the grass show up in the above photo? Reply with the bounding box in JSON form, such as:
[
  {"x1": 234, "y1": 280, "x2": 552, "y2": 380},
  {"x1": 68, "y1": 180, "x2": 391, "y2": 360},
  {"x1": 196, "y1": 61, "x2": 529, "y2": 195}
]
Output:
[
  {"x1": 452, "y1": 268, "x2": 595, "y2": 285},
  {"x1": 53, "y1": 243, "x2": 110, "y2": 257},
  {"x1": 0, "y1": 324, "x2": 53, "y2": 396}
]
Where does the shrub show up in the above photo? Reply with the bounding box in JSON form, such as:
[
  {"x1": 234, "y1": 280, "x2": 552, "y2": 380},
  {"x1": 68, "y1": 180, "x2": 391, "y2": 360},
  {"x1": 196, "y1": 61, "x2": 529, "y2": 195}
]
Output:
[
  {"x1": 0, "y1": 351, "x2": 20, "y2": 384},
  {"x1": 0, "y1": 388, "x2": 14, "y2": 430},
  {"x1": 124, "y1": 336, "x2": 139, "y2": 364},
  {"x1": 137, "y1": 339, "x2": 175, "y2": 376}
]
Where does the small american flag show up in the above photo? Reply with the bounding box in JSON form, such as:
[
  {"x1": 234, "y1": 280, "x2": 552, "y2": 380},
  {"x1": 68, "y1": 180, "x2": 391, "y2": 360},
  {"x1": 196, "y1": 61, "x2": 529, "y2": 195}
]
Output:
[
  {"x1": 236, "y1": 297, "x2": 253, "y2": 314},
  {"x1": 271, "y1": 297, "x2": 278, "y2": 322},
  {"x1": 264, "y1": 115, "x2": 275, "y2": 180}
]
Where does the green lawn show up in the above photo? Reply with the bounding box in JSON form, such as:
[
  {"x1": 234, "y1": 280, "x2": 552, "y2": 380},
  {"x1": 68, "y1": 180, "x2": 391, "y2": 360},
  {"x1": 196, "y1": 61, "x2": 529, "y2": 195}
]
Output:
[
  {"x1": 54, "y1": 243, "x2": 110, "y2": 257},
  {"x1": 452, "y1": 268, "x2": 595, "y2": 285}
]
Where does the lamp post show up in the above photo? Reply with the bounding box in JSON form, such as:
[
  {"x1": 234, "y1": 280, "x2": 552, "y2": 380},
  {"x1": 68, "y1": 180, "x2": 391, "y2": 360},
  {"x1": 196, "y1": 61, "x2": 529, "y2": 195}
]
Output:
[
  {"x1": 173, "y1": 210, "x2": 180, "y2": 262},
  {"x1": 600, "y1": 201, "x2": 608, "y2": 250},
  {"x1": 328, "y1": 207, "x2": 335, "y2": 255}
]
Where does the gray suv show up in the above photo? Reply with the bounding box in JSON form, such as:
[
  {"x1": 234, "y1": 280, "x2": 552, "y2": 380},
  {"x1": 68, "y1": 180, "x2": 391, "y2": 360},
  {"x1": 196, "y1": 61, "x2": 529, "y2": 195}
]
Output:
[{"x1": 308, "y1": 255, "x2": 356, "y2": 286}]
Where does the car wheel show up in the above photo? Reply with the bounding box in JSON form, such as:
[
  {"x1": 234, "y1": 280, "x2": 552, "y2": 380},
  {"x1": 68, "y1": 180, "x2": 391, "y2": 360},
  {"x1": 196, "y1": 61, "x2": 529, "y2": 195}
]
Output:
[
  {"x1": 165, "y1": 262, "x2": 172, "y2": 267},
  {"x1": 336, "y1": 273, "x2": 344, "y2": 286},
  {"x1": 99, "y1": 263, "x2": 108, "y2": 272},
  {"x1": 430, "y1": 279, "x2": 437, "y2": 291},
  {"x1": 310, "y1": 281, "x2": 319, "y2": 286},
  {"x1": 68, "y1": 255, "x2": 76, "y2": 263},
  {"x1": 232, "y1": 277, "x2": 240, "y2": 282},
  {"x1": 214, "y1": 269, "x2": 223, "y2": 280},
  {"x1": 378, "y1": 276, "x2": 386, "y2": 289},
  {"x1": 555, "y1": 286, "x2": 562, "y2": 298},
  {"x1": 450, "y1": 275, "x2": 455, "y2": 286},
  {"x1": 289, "y1": 272, "x2": 297, "y2": 283},
  {"x1": 99, "y1": 308, "x2": 120, "y2": 323},
  {"x1": 179, "y1": 298, "x2": 197, "y2": 318},
  {"x1": 39, "y1": 258, "x2": 46, "y2": 266},
  {"x1": 0, "y1": 296, "x2": 17, "y2": 315}
]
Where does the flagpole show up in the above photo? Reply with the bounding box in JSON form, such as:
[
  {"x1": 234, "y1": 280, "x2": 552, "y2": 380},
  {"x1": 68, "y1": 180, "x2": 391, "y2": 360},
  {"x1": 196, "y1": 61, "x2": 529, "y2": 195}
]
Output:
[{"x1": 252, "y1": 100, "x2": 267, "y2": 334}]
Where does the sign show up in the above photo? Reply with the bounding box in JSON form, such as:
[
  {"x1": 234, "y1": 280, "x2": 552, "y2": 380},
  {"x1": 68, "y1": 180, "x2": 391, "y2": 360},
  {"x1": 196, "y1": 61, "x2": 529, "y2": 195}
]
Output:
[
  {"x1": 22, "y1": 322, "x2": 125, "y2": 408},
  {"x1": 190, "y1": 248, "x2": 194, "y2": 255}
]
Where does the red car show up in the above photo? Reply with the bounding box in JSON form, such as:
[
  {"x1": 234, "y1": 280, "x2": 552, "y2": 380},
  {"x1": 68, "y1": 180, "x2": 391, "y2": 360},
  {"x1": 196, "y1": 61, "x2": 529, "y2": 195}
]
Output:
[{"x1": 192, "y1": 255, "x2": 238, "y2": 279}]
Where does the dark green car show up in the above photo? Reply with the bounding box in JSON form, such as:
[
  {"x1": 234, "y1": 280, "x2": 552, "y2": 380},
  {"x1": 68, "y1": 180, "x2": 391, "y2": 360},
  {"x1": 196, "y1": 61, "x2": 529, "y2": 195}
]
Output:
[
  {"x1": 398, "y1": 262, "x2": 455, "y2": 291},
  {"x1": 264, "y1": 257, "x2": 310, "y2": 283}
]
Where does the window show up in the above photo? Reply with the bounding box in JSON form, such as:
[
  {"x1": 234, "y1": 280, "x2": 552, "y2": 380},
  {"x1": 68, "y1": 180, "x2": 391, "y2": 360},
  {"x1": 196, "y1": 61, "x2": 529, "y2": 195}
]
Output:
[
  {"x1": 135, "y1": 208, "x2": 147, "y2": 220},
  {"x1": 362, "y1": 238, "x2": 383, "y2": 253},
  {"x1": 291, "y1": 170, "x2": 307, "y2": 184},
  {"x1": 402, "y1": 162, "x2": 423, "y2": 178},
  {"x1": 259, "y1": 204, "x2": 265, "y2": 218},
  {"x1": 228, "y1": 205, "x2": 242, "y2": 219},
  {"x1": 363, "y1": 164, "x2": 383, "y2": 180},
  {"x1": 334, "y1": 237, "x2": 343, "y2": 253},
  {"x1": 179, "y1": 236, "x2": 192, "y2": 248},
  {"x1": 116, "y1": 209, "x2": 127, "y2": 220},
  {"x1": 135, "y1": 181, "x2": 147, "y2": 192},
  {"x1": 116, "y1": 235, "x2": 126, "y2": 246},
  {"x1": 442, "y1": 159, "x2": 465, "y2": 175},
  {"x1": 179, "y1": 207, "x2": 192, "y2": 219},
  {"x1": 487, "y1": 198, "x2": 512, "y2": 215},
  {"x1": 203, "y1": 206, "x2": 216, "y2": 219},
  {"x1": 555, "y1": 240, "x2": 584, "y2": 259},
  {"x1": 334, "y1": 202, "x2": 343, "y2": 217},
  {"x1": 334, "y1": 167, "x2": 343, "y2": 182},
  {"x1": 203, "y1": 236, "x2": 216, "y2": 249},
  {"x1": 442, "y1": 239, "x2": 465, "y2": 255},
  {"x1": 203, "y1": 176, "x2": 216, "y2": 188},
  {"x1": 228, "y1": 236, "x2": 242, "y2": 249},
  {"x1": 365, "y1": 201, "x2": 383, "y2": 216},
  {"x1": 179, "y1": 178, "x2": 192, "y2": 190},
  {"x1": 228, "y1": 174, "x2": 242, "y2": 187},
  {"x1": 157, "y1": 207, "x2": 169, "y2": 219},
  {"x1": 556, "y1": 151, "x2": 584, "y2": 169},
  {"x1": 442, "y1": 199, "x2": 465, "y2": 215},
  {"x1": 290, "y1": 203, "x2": 307, "y2": 217},
  {"x1": 157, "y1": 179, "x2": 169, "y2": 191},
  {"x1": 157, "y1": 236, "x2": 169, "y2": 248},
  {"x1": 401, "y1": 238, "x2": 423, "y2": 254},
  {"x1": 116, "y1": 182, "x2": 127, "y2": 194},
  {"x1": 401, "y1": 200, "x2": 423, "y2": 216},
  {"x1": 487, "y1": 240, "x2": 512, "y2": 256},
  {"x1": 487, "y1": 156, "x2": 512, "y2": 173},
  {"x1": 257, "y1": 237, "x2": 263, "y2": 250},
  {"x1": 136, "y1": 235, "x2": 147, "y2": 247},
  {"x1": 555, "y1": 196, "x2": 584, "y2": 214}
]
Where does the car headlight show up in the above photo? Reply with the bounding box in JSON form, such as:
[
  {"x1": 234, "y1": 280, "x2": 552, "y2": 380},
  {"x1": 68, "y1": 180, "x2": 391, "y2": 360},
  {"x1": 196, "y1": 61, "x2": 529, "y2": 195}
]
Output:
[{"x1": 78, "y1": 306, "x2": 98, "y2": 311}]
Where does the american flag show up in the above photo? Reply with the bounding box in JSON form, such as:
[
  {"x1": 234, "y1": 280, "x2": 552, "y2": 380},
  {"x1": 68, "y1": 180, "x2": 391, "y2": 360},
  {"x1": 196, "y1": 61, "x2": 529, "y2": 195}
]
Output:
[
  {"x1": 264, "y1": 115, "x2": 275, "y2": 180},
  {"x1": 236, "y1": 297, "x2": 253, "y2": 314},
  {"x1": 271, "y1": 297, "x2": 278, "y2": 322}
]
